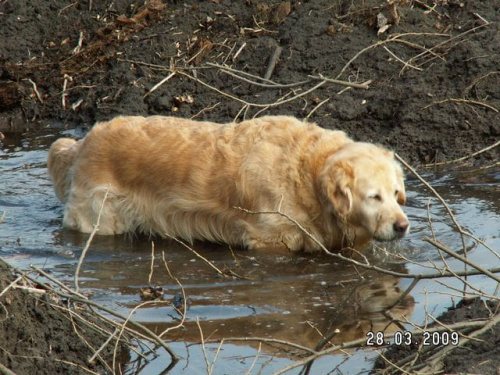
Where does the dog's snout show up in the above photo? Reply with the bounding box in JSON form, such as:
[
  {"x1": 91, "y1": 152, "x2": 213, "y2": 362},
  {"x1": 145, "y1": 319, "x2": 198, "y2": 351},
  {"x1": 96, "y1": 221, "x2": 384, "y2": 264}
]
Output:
[{"x1": 393, "y1": 218, "x2": 409, "y2": 235}]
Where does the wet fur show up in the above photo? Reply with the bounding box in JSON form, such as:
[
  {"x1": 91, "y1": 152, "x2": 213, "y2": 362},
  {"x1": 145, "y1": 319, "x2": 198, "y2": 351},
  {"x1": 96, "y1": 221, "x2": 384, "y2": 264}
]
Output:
[{"x1": 48, "y1": 115, "x2": 408, "y2": 252}]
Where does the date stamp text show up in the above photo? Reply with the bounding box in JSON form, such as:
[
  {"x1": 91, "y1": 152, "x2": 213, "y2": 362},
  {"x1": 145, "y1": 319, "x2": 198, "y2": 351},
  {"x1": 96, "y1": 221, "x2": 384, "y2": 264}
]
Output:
[{"x1": 366, "y1": 331, "x2": 459, "y2": 346}]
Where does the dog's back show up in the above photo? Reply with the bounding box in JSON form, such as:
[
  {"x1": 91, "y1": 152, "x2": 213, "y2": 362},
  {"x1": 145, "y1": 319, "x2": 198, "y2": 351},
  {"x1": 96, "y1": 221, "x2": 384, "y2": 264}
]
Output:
[{"x1": 47, "y1": 138, "x2": 80, "y2": 203}]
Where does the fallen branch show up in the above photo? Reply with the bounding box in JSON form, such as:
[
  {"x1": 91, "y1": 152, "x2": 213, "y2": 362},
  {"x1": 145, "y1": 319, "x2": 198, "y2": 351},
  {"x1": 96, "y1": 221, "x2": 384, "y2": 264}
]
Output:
[
  {"x1": 422, "y1": 237, "x2": 500, "y2": 284},
  {"x1": 31, "y1": 276, "x2": 179, "y2": 362},
  {"x1": 234, "y1": 205, "x2": 500, "y2": 280},
  {"x1": 395, "y1": 154, "x2": 467, "y2": 252}
]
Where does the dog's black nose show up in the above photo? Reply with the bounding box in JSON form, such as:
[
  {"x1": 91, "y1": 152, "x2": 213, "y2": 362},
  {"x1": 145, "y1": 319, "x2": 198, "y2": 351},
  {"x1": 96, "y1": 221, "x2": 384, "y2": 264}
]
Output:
[{"x1": 394, "y1": 218, "x2": 409, "y2": 235}]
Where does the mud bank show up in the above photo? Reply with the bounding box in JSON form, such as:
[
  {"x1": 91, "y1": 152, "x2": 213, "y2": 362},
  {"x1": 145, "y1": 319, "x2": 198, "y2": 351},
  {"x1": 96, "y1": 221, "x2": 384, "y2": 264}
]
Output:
[{"x1": 1, "y1": 0, "x2": 499, "y2": 164}]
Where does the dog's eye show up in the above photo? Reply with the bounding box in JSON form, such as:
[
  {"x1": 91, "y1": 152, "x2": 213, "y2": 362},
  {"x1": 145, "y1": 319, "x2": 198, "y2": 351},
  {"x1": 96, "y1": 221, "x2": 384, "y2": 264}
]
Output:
[{"x1": 370, "y1": 194, "x2": 382, "y2": 201}]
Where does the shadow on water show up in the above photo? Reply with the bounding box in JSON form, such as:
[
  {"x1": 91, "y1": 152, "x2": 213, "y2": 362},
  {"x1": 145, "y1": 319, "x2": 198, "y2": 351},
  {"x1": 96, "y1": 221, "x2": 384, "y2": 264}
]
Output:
[{"x1": 1, "y1": 130, "x2": 499, "y2": 374}]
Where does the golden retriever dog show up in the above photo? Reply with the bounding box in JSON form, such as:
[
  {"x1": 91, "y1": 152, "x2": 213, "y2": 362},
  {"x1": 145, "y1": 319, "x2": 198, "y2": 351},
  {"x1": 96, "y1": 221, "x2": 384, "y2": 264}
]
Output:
[{"x1": 47, "y1": 115, "x2": 409, "y2": 252}]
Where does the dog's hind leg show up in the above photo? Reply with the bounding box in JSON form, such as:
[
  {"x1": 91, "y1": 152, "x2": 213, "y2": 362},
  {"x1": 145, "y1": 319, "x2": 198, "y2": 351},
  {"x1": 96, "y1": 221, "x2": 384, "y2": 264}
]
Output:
[{"x1": 63, "y1": 185, "x2": 128, "y2": 235}]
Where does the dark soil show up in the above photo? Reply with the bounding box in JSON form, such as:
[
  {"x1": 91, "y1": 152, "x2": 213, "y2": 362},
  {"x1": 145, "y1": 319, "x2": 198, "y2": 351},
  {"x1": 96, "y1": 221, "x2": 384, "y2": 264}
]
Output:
[
  {"x1": 0, "y1": 260, "x2": 128, "y2": 375},
  {"x1": 1, "y1": 0, "x2": 499, "y2": 373},
  {"x1": 373, "y1": 298, "x2": 500, "y2": 375},
  {"x1": 1, "y1": 0, "x2": 499, "y2": 164}
]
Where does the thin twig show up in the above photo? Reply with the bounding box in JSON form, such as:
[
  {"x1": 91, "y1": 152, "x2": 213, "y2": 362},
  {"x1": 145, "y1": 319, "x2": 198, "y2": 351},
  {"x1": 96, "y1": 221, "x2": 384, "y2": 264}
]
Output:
[
  {"x1": 464, "y1": 71, "x2": 500, "y2": 96},
  {"x1": 88, "y1": 327, "x2": 119, "y2": 364},
  {"x1": 178, "y1": 69, "x2": 328, "y2": 108},
  {"x1": 422, "y1": 237, "x2": 500, "y2": 284},
  {"x1": 423, "y1": 139, "x2": 500, "y2": 166},
  {"x1": 205, "y1": 337, "x2": 317, "y2": 354},
  {"x1": 208, "y1": 62, "x2": 309, "y2": 88},
  {"x1": 111, "y1": 300, "x2": 171, "y2": 371},
  {"x1": 382, "y1": 46, "x2": 423, "y2": 72},
  {"x1": 395, "y1": 154, "x2": 467, "y2": 251},
  {"x1": 62, "y1": 74, "x2": 72, "y2": 110},
  {"x1": 232, "y1": 42, "x2": 247, "y2": 62},
  {"x1": 406, "y1": 23, "x2": 489, "y2": 68},
  {"x1": 263, "y1": 45, "x2": 282, "y2": 80},
  {"x1": 28, "y1": 79, "x2": 44, "y2": 103},
  {"x1": 245, "y1": 342, "x2": 261, "y2": 375},
  {"x1": 219, "y1": 69, "x2": 307, "y2": 88},
  {"x1": 424, "y1": 98, "x2": 498, "y2": 112},
  {"x1": 72, "y1": 31, "x2": 84, "y2": 54},
  {"x1": 164, "y1": 234, "x2": 227, "y2": 277},
  {"x1": 305, "y1": 98, "x2": 330, "y2": 120},
  {"x1": 159, "y1": 251, "x2": 188, "y2": 337},
  {"x1": 75, "y1": 187, "x2": 110, "y2": 292},
  {"x1": 196, "y1": 317, "x2": 211, "y2": 374},
  {"x1": 0, "y1": 273, "x2": 30, "y2": 298},
  {"x1": 190, "y1": 102, "x2": 221, "y2": 119},
  {"x1": 30, "y1": 265, "x2": 88, "y2": 300},
  {"x1": 209, "y1": 340, "x2": 224, "y2": 375},
  {"x1": 0, "y1": 362, "x2": 18, "y2": 375},
  {"x1": 144, "y1": 72, "x2": 176, "y2": 98},
  {"x1": 335, "y1": 38, "x2": 440, "y2": 79},
  {"x1": 148, "y1": 241, "x2": 155, "y2": 284},
  {"x1": 309, "y1": 74, "x2": 372, "y2": 89}
]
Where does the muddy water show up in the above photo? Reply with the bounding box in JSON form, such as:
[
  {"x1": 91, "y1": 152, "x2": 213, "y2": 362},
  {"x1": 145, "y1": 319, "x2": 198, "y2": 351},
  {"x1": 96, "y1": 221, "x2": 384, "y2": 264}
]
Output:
[{"x1": 1, "y1": 130, "x2": 499, "y2": 374}]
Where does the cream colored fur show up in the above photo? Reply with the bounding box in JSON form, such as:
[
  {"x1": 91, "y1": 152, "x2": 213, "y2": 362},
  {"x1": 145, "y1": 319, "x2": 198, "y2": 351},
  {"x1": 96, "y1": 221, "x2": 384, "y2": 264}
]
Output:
[{"x1": 47, "y1": 115, "x2": 409, "y2": 252}]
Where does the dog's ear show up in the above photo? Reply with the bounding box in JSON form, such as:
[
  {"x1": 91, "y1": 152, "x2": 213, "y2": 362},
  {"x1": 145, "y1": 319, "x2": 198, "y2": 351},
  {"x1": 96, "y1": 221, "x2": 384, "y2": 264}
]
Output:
[
  {"x1": 323, "y1": 160, "x2": 354, "y2": 216},
  {"x1": 397, "y1": 187, "x2": 406, "y2": 205},
  {"x1": 395, "y1": 162, "x2": 407, "y2": 205}
]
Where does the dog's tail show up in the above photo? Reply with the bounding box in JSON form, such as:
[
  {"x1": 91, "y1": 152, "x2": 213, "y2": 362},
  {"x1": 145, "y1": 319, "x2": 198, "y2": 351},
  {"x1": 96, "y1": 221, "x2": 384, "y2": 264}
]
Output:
[{"x1": 47, "y1": 138, "x2": 80, "y2": 203}]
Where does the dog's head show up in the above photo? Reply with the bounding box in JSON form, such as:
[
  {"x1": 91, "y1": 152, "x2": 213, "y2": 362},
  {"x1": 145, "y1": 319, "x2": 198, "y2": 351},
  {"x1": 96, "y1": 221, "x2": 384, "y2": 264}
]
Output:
[{"x1": 320, "y1": 143, "x2": 409, "y2": 246}]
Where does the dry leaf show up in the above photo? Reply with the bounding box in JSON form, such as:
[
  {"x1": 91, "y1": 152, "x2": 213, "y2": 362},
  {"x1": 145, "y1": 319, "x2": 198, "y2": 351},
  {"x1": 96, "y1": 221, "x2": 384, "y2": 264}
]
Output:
[
  {"x1": 270, "y1": 1, "x2": 291, "y2": 25},
  {"x1": 377, "y1": 12, "x2": 391, "y2": 35},
  {"x1": 147, "y1": 0, "x2": 166, "y2": 11},
  {"x1": 191, "y1": 38, "x2": 214, "y2": 65}
]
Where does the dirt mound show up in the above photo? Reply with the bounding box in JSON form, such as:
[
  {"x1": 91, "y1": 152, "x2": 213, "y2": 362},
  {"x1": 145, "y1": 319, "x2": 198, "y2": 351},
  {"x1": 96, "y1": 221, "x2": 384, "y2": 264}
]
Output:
[
  {"x1": 0, "y1": 260, "x2": 128, "y2": 374},
  {"x1": 373, "y1": 298, "x2": 500, "y2": 374},
  {"x1": 1, "y1": 0, "x2": 499, "y2": 164}
]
